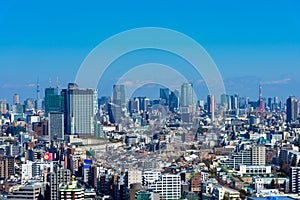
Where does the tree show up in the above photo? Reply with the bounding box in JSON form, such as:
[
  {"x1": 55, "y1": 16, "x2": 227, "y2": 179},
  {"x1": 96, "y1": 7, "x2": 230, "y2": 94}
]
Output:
[
  {"x1": 291, "y1": 159, "x2": 296, "y2": 167},
  {"x1": 239, "y1": 189, "x2": 247, "y2": 200},
  {"x1": 279, "y1": 159, "x2": 285, "y2": 169},
  {"x1": 270, "y1": 179, "x2": 276, "y2": 189}
]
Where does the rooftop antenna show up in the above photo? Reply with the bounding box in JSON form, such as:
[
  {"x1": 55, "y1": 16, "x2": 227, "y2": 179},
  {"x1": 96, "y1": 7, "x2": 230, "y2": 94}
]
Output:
[
  {"x1": 56, "y1": 76, "x2": 59, "y2": 89},
  {"x1": 49, "y1": 77, "x2": 52, "y2": 88},
  {"x1": 258, "y1": 82, "x2": 264, "y2": 111},
  {"x1": 37, "y1": 77, "x2": 41, "y2": 101}
]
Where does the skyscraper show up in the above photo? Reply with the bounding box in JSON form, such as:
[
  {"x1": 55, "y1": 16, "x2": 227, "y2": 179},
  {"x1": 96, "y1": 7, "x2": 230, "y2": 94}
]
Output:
[
  {"x1": 62, "y1": 83, "x2": 98, "y2": 136},
  {"x1": 220, "y1": 94, "x2": 227, "y2": 110},
  {"x1": 231, "y1": 94, "x2": 238, "y2": 111},
  {"x1": 36, "y1": 78, "x2": 43, "y2": 110},
  {"x1": 48, "y1": 112, "x2": 64, "y2": 141},
  {"x1": 169, "y1": 91, "x2": 179, "y2": 112},
  {"x1": 180, "y1": 83, "x2": 194, "y2": 107},
  {"x1": 13, "y1": 93, "x2": 20, "y2": 105},
  {"x1": 287, "y1": 96, "x2": 298, "y2": 123},
  {"x1": 113, "y1": 85, "x2": 125, "y2": 108},
  {"x1": 0, "y1": 99, "x2": 7, "y2": 114},
  {"x1": 160, "y1": 88, "x2": 170, "y2": 105},
  {"x1": 207, "y1": 94, "x2": 215, "y2": 121},
  {"x1": 111, "y1": 85, "x2": 125, "y2": 123},
  {"x1": 45, "y1": 86, "x2": 64, "y2": 116}
]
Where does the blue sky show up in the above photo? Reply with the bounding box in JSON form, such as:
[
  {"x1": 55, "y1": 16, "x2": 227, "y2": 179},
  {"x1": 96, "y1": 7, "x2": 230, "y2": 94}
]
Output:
[{"x1": 0, "y1": 0, "x2": 299, "y2": 103}]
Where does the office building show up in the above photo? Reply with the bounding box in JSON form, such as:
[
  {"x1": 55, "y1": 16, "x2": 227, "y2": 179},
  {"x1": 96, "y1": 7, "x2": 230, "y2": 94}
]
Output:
[
  {"x1": 220, "y1": 94, "x2": 228, "y2": 109},
  {"x1": 62, "y1": 83, "x2": 98, "y2": 136},
  {"x1": 287, "y1": 96, "x2": 298, "y2": 123},
  {"x1": 25, "y1": 98, "x2": 35, "y2": 110},
  {"x1": 231, "y1": 95, "x2": 238, "y2": 111},
  {"x1": 13, "y1": 93, "x2": 20, "y2": 105},
  {"x1": 160, "y1": 88, "x2": 170, "y2": 105},
  {"x1": 180, "y1": 83, "x2": 194, "y2": 107},
  {"x1": 110, "y1": 85, "x2": 125, "y2": 123},
  {"x1": 207, "y1": 94, "x2": 215, "y2": 121},
  {"x1": 48, "y1": 112, "x2": 64, "y2": 141},
  {"x1": 169, "y1": 91, "x2": 179, "y2": 112},
  {"x1": 0, "y1": 99, "x2": 7, "y2": 114},
  {"x1": 148, "y1": 173, "x2": 181, "y2": 200},
  {"x1": 45, "y1": 87, "x2": 64, "y2": 116},
  {"x1": 113, "y1": 84, "x2": 125, "y2": 107},
  {"x1": 7, "y1": 185, "x2": 43, "y2": 200}
]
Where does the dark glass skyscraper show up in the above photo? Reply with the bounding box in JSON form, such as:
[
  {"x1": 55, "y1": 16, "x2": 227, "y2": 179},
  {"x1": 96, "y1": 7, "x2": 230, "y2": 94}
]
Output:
[
  {"x1": 169, "y1": 91, "x2": 179, "y2": 112},
  {"x1": 160, "y1": 88, "x2": 170, "y2": 106},
  {"x1": 45, "y1": 87, "x2": 64, "y2": 116},
  {"x1": 286, "y1": 96, "x2": 298, "y2": 123},
  {"x1": 207, "y1": 94, "x2": 215, "y2": 121}
]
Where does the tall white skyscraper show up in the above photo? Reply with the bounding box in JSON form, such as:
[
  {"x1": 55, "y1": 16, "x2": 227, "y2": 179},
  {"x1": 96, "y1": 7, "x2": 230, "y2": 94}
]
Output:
[{"x1": 180, "y1": 83, "x2": 194, "y2": 107}]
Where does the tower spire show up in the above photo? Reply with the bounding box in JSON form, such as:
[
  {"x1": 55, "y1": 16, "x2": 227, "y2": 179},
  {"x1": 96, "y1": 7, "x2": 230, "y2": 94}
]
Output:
[
  {"x1": 258, "y1": 83, "x2": 264, "y2": 111},
  {"x1": 37, "y1": 77, "x2": 40, "y2": 101},
  {"x1": 56, "y1": 76, "x2": 59, "y2": 89},
  {"x1": 49, "y1": 77, "x2": 52, "y2": 88}
]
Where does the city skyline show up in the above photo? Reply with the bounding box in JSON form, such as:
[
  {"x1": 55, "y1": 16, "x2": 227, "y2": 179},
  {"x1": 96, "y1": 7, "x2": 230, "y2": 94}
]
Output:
[
  {"x1": 0, "y1": 80, "x2": 295, "y2": 105},
  {"x1": 1, "y1": 2, "x2": 300, "y2": 199},
  {"x1": 0, "y1": 1, "x2": 300, "y2": 102}
]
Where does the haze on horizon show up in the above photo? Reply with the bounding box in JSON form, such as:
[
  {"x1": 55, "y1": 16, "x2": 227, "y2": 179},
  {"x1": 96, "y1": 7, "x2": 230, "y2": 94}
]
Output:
[{"x1": 0, "y1": 1, "x2": 299, "y2": 103}]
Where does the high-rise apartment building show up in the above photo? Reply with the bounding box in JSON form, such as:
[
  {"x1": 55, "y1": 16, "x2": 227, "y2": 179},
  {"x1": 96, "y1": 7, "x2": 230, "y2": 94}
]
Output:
[
  {"x1": 0, "y1": 156, "x2": 15, "y2": 180},
  {"x1": 251, "y1": 146, "x2": 266, "y2": 165},
  {"x1": 59, "y1": 176, "x2": 84, "y2": 200},
  {"x1": 290, "y1": 167, "x2": 300, "y2": 194},
  {"x1": 49, "y1": 168, "x2": 71, "y2": 200}
]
